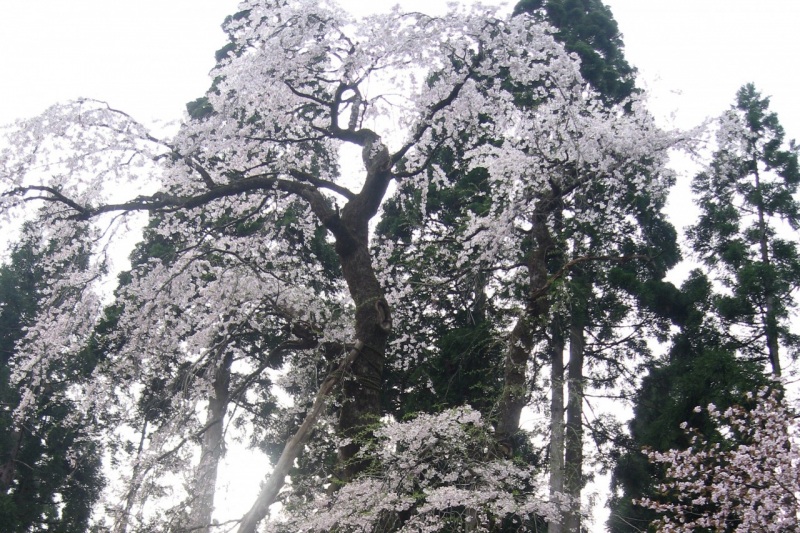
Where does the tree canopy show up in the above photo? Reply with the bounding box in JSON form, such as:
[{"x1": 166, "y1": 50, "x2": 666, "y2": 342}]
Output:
[{"x1": 0, "y1": 1, "x2": 797, "y2": 532}]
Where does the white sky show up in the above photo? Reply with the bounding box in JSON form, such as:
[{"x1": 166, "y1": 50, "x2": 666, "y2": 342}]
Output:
[
  {"x1": 1, "y1": 0, "x2": 798, "y2": 530},
  {"x1": 1, "y1": 1, "x2": 797, "y2": 133}
]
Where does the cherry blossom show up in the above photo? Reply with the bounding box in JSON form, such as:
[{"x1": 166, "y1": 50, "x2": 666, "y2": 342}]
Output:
[
  {"x1": 0, "y1": 1, "x2": 681, "y2": 531},
  {"x1": 639, "y1": 388, "x2": 800, "y2": 532}
]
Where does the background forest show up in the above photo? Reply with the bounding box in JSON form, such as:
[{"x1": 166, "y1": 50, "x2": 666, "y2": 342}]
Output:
[{"x1": 1, "y1": 1, "x2": 798, "y2": 532}]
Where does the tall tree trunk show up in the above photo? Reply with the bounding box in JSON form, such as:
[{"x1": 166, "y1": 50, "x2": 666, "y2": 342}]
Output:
[
  {"x1": 496, "y1": 313, "x2": 536, "y2": 449},
  {"x1": 237, "y1": 135, "x2": 394, "y2": 533},
  {"x1": 564, "y1": 319, "x2": 585, "y2": 532},
  {"x1": 753, "y1": 165, "x2": 781, "y2": 376},
  {"x1": 496, "y1": 205, "x2": 555, "y2": 453},
  {"x1": 319, "y1": 136, "x2": 394, "y2": 482},
  {"x1": 237, "y1": 342, "x2": 363, "y2": 533},
  {"x1": 333, "y1": 232, "x2": 390, "y2": 481},
  {"x1": 187, "y1": 352, "x2": 233, "y2": 533},
  {"x1": 548, "y1": 320, "x2": 566, "y2": 533}
]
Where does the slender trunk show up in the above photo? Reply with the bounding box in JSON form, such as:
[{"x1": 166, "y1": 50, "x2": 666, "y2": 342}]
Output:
[
  {"x1": 187, "y1": 352, "x2": 233, "y2": 533},
  {"x1": 753, "y1": 165, "x2": 781, "y2": 376},
  {"x1": 237, "y1": 342, "x2": 363, "y2": 533},
  {"x1": 564, "y1": 319, "x2": 585, "y2": 533},
  {"x1": 116, "y1": 420, "x2": 148, "y2": 533},
  {"x1": 0, "y1": 427, "x2": 22, "y2": 493},
  {"x1": 548, "y1": 320, "x2": 565, "y2": 533}
]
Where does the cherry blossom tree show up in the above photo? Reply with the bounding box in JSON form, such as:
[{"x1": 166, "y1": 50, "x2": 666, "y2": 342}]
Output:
[
  {"x1": 638, "y1": 387, "x2": 799, "y2": 532},
  {"x1": 0, "y1": 1, "x2": 679, "y2": 531}
]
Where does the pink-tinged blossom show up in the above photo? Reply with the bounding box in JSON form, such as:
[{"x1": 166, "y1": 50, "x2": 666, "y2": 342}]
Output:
[
  {"x1": 0, "y1": 0, "x2": 682, "y2": 530},
  {"x1": 266, "y1": 407, "x2": 566, "y2": 532},
  {"x1": 638, "y1": 388, "x2": 800, "y2": 532}
]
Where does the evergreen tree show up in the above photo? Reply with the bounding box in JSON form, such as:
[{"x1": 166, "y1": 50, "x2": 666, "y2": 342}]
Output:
[
  {"x1": 512, "y1": 3, "x2": 675, "y2": 531},
  {"x1": 0, "y1": 225, "x2": 104, "y2": 533},
  {"x1": 378, "y1": 3, "x2": 674, "y2": 531},
  {"x1": 608, "y1": 84, "x2": 800, "y2": 532},
  {"x1": 514, "y1": 0, "x2": 637, "y2": 103},
  {"x1": 688, "y1": 83, "x2": 800, "y2": 376},
  {"x1": 607, "y1": 271, "x2": 769, "y2": 532}
]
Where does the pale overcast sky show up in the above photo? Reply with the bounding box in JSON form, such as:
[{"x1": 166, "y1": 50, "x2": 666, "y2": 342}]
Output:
[{"x1": 1, "y1": 1, "x2": 797, "y2": 133}]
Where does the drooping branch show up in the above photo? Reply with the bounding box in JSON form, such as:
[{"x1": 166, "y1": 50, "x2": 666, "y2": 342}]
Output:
[
  {"x1": 5, "y1": 173, "x2": 338, "y2": 228},
  {"x1": 390, "y1": 66, "x2": 476, "y2": 168}
]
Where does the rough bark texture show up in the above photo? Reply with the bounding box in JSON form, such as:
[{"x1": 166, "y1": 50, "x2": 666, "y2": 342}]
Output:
[
  {"x1": 188, "y1": 352, "x2": 232, "y2": 533},
  {"x1": 547, "y1": 322, "x2": 565, "y2": 533},
  {"x1": 331, "y1": 138, "x2": 393, "y2": 482},
  {"x1": 496, "y1": 313, "x2": 536, "y2": 448},
  {"x1": 564, "y1": 321, "x2": 585, "y2": 533},
  {"x1": 496, "y1": 204, "x2": 556, "y2": 452}
]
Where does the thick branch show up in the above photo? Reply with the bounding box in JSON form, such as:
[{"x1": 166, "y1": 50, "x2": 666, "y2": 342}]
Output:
[
  {"x1": 289, "y1": 169, "x2": 356, "y2": 200},
  {"x1": 7, "y1": 173, "x2": 339, "y2": 230}
]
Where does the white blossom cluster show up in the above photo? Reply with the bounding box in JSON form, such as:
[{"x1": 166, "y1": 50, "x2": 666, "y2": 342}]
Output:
[
  {"x1": 0, "y1": 0, "x2": 684, "y2": 530},
  {"x1": 267, "y1": 407, "x2": 564, "y2": 532},
  {"x1": 639, "y1": 388, "x2": 800, "y2": 531}
]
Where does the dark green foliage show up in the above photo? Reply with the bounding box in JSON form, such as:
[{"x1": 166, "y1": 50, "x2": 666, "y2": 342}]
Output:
[
  {"x1": 688, "y1": 84, "x2": 800, "y2": 373},
  {"x1": 607, "y1": 271, "x2": 769, "y2": 532},
  {"x1": 0, "y1": 233, "x2": 104, "y2": 533},
  {"x1": 514, "y1": 0, "x2": 637, "y2": 103},
  {"x1": 608, "y1": 85, "x2": 799, "y2": 530},
  {"x1": 384, "y1": 320, "x2": 503, "y2": 419}
]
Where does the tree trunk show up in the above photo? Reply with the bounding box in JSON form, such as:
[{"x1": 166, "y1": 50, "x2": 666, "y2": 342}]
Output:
[
  {"x1": 236, "y1": 342, "x2": 363, "y2": 533},
  {"x1": 331, "y1": 145, "x2": 393, "y2": 481},
  {"x1": 548, "y1": 320, "x2": 565, "y2": 533},
  {"x1": 564, "y1": 320, "x2": 585, "y2": 533},
  {"x1": 0, "y1": 427, "x2": 22, "y2": 493},
  {"x1": 753, "y1": 165, "x2": 781, "y2": 376},
  {"x1": 496, "y1": 313, "x2": 536, "y2": 448},
  {"x1": 187, "y1": 352, "x2": 233, "y2": 533},
  {"x1": 496, "y1": 205, "x2": 555, "y2": 452},
  {"x1": 237, "y1": 137, "x2": 394, "y2": 533},
  {"x1": 333, "y1": 232, "x2": 390, "y2": 481}
]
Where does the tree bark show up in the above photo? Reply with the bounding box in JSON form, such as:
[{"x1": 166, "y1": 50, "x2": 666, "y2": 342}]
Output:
[
  {"x1": 564, "y1": 319, "x2": 585, "y2": 533},
  {"x1": 548, "y1": 319, "x2": 565, "y2": 533},
  {"x1": 238, "y1": 134, "x2": 394, "y2": 533},
  {"x1": 496, "y1": 313, "x2": 536, "y2": 448},
  {"x1": 187, "y1": 352, "x2": 233, "y2": 533},
  {"x1": 330, "y1": 139, "x2": 393, "y2": 482},
  {"x1": 0, "y1": 427, "x2": 22, "y2": 493},
  {"x1": 753, "y1": 165, "x2": 781, "y2": 376},
  {"x1": 496, "y1": 204, "x2": 555, "y2": 452}
]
